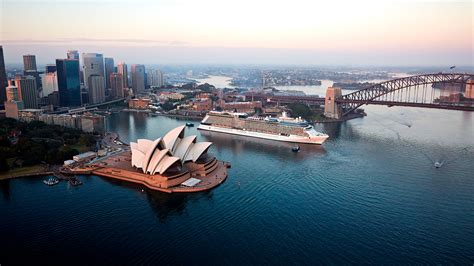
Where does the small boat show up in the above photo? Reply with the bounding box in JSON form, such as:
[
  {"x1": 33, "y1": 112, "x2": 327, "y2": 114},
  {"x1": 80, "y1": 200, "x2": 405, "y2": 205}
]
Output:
[
  {"x1": 434, "y1": 161, "x2": 443, "y2": 168},
  {"x1": 69, "y1": 176, "x2": 83, "y2": 186},
  {"x1": 43, "y1": 177, "x2": 60, "y2": 186},
  {"x1": 186, "y1": 122, "x2": 194, "y2": 127},
  {"x1": 291, "y1": 145, "x2": 300, "y2": 152}
]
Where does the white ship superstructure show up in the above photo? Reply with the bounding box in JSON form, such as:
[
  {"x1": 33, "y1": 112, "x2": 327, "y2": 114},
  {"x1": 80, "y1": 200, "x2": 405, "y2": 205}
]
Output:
[{"x1": 198, "y1": 111, "x2": 329, "y2": 145}]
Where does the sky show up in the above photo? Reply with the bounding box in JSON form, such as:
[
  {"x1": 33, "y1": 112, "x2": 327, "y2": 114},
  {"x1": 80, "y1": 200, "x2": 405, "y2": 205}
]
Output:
[{"x1": 0, "y1": 0, "x2": 472, "y2": 66}]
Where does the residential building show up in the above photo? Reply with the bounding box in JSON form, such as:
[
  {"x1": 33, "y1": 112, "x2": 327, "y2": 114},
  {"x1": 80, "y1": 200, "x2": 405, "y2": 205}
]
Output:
[
  {"x1": 128, "y1": 98, "x2": 150, "y2": 109},
  {"x1": 158, "y1": 92, "x2": 184, "y2": 101},
  {"x1": 18, "y1": 109, "x2": 44, "y2": 122},
  {"x1": 147, "y1": 69, "x2": 164, "y2": 87},
  {"x1": 219, "y1": 101, "x2": 262, "y2": 113},
  {"x1": 5, "y1": 101, "x2": 24, "y2": 119},
  {"x1": 80, "y1": 113, "x2": 106, "y2": 133},
  {"x1": 193, "y1": 99, "x2": 213, "y2": 111}
]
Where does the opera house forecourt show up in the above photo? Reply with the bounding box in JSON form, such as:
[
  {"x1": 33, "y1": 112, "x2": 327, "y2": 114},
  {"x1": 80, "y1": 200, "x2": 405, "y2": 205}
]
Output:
[{"x1": 65, "y1": 126, "x2": 230, "y2": 193}]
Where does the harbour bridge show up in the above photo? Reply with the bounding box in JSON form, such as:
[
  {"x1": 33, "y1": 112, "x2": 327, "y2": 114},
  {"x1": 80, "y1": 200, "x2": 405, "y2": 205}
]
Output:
[
  {"x1": 248, "y1": 73, "x2": 474, "y2": 119},
  {"x1": 331, "y1": 73, "x2": 474, "y2": 118}
]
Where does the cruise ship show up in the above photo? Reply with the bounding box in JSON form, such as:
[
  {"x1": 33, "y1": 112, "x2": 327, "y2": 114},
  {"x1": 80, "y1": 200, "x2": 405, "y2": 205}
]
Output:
[{"x1": 198, "y1": 111, "x2": 329, "y2": 144}]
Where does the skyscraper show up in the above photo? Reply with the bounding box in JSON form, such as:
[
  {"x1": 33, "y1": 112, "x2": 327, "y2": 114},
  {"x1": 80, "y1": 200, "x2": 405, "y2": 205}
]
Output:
[
  {"x1": 15, "y1": 76, "x2": 38, "y2": 109},
  {"x1": 88, "y1": 75, "x2": 105, "y2": 104},
  {"x1": 56, "y1": 59, "x2": 81, "y2": 107},
  {"x1": 131, "y1": 64, "x2": 145, "y2": 94},
  {"x1": 67, "y1": 50, "x2": 79, "y2": 60},
  {"x1": 82, "y1": 53, "x2": 104, "y2": 90},
  {"x1": 4, "y1": 81, "x2": 24, "y2": 119},
  {"x1": 23, "y1": 55, "x2": 37, "y2": 71},
  {"x1": 45, "y1": 64, "x2": 57, "y2": 73},
  {"x1": 6, "y1": 84, "x2": 19, "y2": 102},
  {"x1": 104, "y1": 57, "x2": 114, "y2": 89},
  {"x1": 41, "y1": 72, "x2": 58, "y2": 97},
  {"x1": 117, "y1": 62, "x2": 129, "y2": 88},
  {"x1": 147, "y1": 69, "x2": 165, "y2": 88},
  {"x1": 110, "y1": 73, "x2": 124, "y2": 99},
  {"x1": 0, "y1": 46, "x2": 8, "y2": 104}
]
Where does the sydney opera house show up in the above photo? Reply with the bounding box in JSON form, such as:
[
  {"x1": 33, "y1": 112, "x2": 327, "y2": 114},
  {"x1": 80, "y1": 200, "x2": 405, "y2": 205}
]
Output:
[{"x1": 70, "y1": 126, "x2": 229, "y2": 193}]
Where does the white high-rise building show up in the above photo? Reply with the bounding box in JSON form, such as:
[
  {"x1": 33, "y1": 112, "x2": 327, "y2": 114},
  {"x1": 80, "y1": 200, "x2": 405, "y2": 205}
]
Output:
[
  {"x1": 82, "y1": 53, "x2": 105, "y2": 90},
  {"x1": 88, "y1": 75, "x2": 105, "y2": 104},
  {"x1": 41, "y1": 72, "x2": 58, "y2": 97},
  {"x1": 147, "y1": 69, "x2": 164, "y2": 88}
]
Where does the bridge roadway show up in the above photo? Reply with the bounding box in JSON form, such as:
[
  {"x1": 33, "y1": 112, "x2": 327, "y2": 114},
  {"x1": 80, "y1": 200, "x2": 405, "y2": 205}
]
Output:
[
  {"x1": 245, "y1": 93, "x2": 325, "y2": 105},
  {"x1": 246, "y1": 94, "x2": 474, "y2": 111},
  {"x1": 336, "y1": 99, "x2": 474, "y2": 111},
  {"x1": 246, "y1": 73, "x2": 474, "y2": 116},
  {"x1": 49, "y1": 98, "x2": 125, "y2": 114}
]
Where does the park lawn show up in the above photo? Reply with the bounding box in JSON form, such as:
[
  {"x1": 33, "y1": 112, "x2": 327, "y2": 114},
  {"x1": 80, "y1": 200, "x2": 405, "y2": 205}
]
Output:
[{"x1": 0, "y1": 165, "x2": 48, "y2": 180}]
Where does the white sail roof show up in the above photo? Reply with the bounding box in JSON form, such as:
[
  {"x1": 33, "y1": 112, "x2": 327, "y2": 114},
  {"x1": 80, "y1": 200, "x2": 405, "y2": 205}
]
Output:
[
  {"x1": 130, "y1": 126, "x2": 212, "y2": 175},
  {"x1": 142, "y1": 138, "x2": 162, "y2": 174},
  {"x1": 162, "y1": 125, "x2": 185, "y2": 152},
  {"x1": 155, "y1": 156, "x2": 180, "y2": 175},
  {"x1": 173, "y1": 135, "x2": 197, "y2": 161},
  {"x1": 137, "y1": 139, "x2": 153, "y2": 153},
  {"x1": 184, "y1": 142, "x2": 212, "y2": 162},
  {"x1": 130, "y1": 142, "x2": 146, "y2": 168},
  {"x1": 148, "y1": 149, "x2": 170, "y2": 175}
]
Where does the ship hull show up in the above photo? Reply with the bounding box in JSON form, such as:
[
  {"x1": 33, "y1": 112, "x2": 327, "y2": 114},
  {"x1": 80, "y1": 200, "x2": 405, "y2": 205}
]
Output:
[{"x1": 198, "y1": 125, "x2": 328, "y2": 145}]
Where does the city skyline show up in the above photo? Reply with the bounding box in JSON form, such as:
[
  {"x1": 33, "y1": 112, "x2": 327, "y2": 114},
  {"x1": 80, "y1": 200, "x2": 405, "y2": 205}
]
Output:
[{"x1": 1, "y1": 0, "x2": 472, "y2": 66}]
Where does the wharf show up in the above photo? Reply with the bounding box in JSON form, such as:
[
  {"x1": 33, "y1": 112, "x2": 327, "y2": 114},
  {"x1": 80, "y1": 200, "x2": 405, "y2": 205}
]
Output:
[{"x1": 67, "y1": 151, "x2": 229, "y2": 193}]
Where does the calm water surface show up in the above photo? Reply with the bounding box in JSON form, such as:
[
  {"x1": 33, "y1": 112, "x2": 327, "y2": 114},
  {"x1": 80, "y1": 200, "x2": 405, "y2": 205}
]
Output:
[{"x1": 1, "y1": 109, "x2": 474, "y2": 264}]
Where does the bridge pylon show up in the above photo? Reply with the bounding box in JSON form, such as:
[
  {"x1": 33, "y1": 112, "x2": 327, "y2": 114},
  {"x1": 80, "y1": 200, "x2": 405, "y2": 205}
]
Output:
[{"x1": 324, "y1": 87, "x2": 342, "y2": 119}]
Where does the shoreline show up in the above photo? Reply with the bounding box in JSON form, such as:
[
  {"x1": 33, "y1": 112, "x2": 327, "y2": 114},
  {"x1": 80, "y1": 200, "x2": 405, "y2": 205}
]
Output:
[
  {"x1": 148, "y1": 112, "x2": 204, "y2": 120},
  {"x1": 0, "y1": 164, "x2": 54, "y2": 181},
  {"x1": 312, "y1": 113, "x2": 366, "y2": 123}
]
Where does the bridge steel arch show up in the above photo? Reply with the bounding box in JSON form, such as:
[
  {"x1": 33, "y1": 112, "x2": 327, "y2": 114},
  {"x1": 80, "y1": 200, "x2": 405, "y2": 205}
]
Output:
[{"x1": 336, "y1": 73, "x2": 473, "y2": 116}]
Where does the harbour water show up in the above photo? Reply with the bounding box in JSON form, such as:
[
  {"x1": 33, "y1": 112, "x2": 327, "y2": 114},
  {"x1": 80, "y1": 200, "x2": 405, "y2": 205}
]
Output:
[
  {"x1": 195, "y1": 75, "x2": 334, "y2": 95},
  {"x1": 1, "y1": 107, "x2": 473, "y2": 264}
]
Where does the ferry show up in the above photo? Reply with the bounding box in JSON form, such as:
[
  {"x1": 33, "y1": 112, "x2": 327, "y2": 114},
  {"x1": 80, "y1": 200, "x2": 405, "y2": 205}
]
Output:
[
  {"x1": 43, "y1": 177, "x2": 60, "y2": 186},
  {"x1": 198, "y1": 111, "x2": 329, "y2": 145}
]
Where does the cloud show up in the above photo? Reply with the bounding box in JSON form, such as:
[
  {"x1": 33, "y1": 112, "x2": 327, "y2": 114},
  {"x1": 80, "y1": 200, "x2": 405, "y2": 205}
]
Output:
[{"x1": 1, "y1": 38, "x2": 189, "y2": 46}]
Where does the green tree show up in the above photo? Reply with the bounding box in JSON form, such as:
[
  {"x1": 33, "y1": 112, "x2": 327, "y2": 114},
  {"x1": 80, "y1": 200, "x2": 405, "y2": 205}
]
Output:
[
  {"x1": 78, "y1": 134, "x2": 95, "y2": 147},
  {"x1": 0, "y1": 156, "x2": 9, "y2": 172},
  {"x1": 57, "y1": 146, "x2": 79, "y2": 164},
  {"x1": 161, "y1": 101, "x2": 175, "y2": 111},
  {"x1": 288, "y1": 103, "x2": 313, "y2": 120}
]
